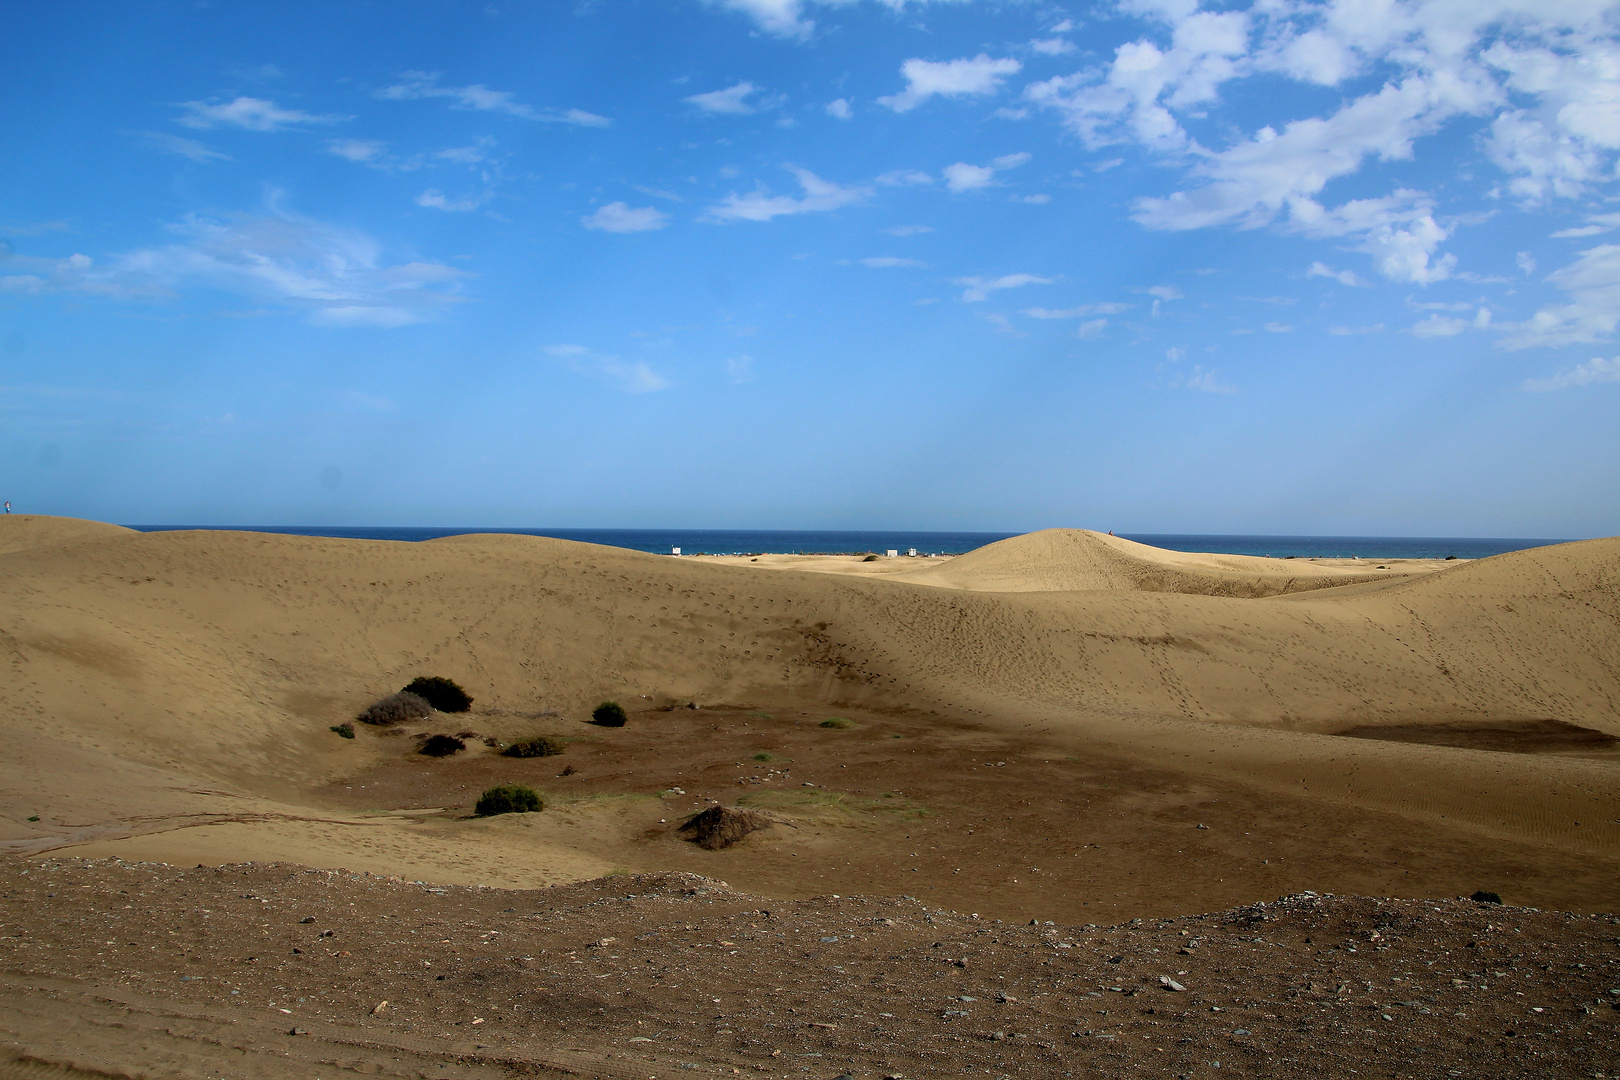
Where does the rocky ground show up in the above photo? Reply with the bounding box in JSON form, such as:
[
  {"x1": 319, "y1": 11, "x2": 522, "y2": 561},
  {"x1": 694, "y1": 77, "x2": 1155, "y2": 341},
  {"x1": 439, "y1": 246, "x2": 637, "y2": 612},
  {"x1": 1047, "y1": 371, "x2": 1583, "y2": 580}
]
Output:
[{"x1": 0, "y1": 856, "x2": 1616, "y2": 1079}]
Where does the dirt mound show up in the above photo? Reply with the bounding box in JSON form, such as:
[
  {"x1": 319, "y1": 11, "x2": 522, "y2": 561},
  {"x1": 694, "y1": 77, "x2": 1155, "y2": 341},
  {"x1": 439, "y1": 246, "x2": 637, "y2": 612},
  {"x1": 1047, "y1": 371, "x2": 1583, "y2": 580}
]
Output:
[
  {"x1": 896, "y1": 528, "x2": 1424, "y2": 596},
  {"x1": 0, "y1": 513, "x2": 134, "y2": 556},
  {"x1": 678, "y1": 805, "x2": 779, "y2": 849}
]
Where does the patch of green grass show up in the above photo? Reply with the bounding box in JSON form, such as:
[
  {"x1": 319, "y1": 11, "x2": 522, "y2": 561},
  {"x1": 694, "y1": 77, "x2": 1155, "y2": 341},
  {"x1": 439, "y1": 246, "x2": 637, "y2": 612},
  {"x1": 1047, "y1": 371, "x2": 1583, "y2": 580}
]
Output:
[
  {"x1": 819, "y1": 716, "x2": 854, "y2": 729},
  {"x1": 750, "y1": 711, "x2": 774, "y2": 720},
  {"x1": 752, "y1": 752, "x2": 773, "y2": 762},
  {"x1": 329, "y1": 722, "x2": 355, "y2": 739},
  {"x1": 474, "y1": 784, "x2": 542, "y2": 817}
]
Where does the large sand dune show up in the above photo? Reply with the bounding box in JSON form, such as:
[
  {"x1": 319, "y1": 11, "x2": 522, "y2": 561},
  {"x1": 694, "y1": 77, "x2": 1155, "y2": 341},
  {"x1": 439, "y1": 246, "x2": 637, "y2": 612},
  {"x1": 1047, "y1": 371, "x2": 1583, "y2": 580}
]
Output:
[{"x1": 1, "y1": 515, "x2": 1616, "y2": 917}]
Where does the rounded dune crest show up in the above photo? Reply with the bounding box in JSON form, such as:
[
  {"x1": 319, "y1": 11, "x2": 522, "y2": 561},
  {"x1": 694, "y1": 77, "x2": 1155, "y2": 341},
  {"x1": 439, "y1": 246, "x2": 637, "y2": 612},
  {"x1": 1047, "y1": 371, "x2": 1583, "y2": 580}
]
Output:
[
  {"x1": 895, "y1": 527, "x2": 1411, "y2": 597},
  {"x1": 0, "y1": 514, "x2": 135, "y2": 556}
]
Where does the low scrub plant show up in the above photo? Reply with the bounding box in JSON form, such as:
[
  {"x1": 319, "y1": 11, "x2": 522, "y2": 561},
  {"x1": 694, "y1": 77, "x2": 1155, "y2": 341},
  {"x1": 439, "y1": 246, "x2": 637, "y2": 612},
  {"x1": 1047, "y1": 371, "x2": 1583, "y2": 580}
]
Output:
[
  {"x1": 476, "y1": 784, "x2": 543, "y2": 816},
  {"x1": 330, "y1": 723, "x2": 355, "y2": 739},
  {"x1": 504, "y1": 736, "x2": 563, "y2": 758},
  {"x1": 819, "y1": 716, "x2": 853, "y2": 729},
  {"x1": 592, "y1": 701, "x2": 628, "y2": 727},
  {"x1": 401, "y1": 676, "x2": 473, "y2": 713},
  {"x1": 357, "y1": 691, "x2": 432, "y2": 726},
  {"x1": 418, "y1": 734, "x2": 466, "y2": 757}
]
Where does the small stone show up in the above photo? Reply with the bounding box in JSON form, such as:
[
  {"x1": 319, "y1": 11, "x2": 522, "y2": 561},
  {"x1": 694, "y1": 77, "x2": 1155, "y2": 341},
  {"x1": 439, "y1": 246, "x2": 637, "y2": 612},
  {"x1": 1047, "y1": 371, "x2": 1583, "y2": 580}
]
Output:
[
  {"x1": 1159, "y1": 976, "x2": 1187, "y2": 992},
  {"x1": 989, "y1": 1030, "x2": 1007, "y2": 1041},
  {"x1": 287, "y1": 1027, "x2": 308, "y2": 1036},
  {"x1": 370, "y1": 1000, "x2": 388, "y2": 1015},
  {"x1": 299, "y1": 916, "x2": 316, "y2": 924}
]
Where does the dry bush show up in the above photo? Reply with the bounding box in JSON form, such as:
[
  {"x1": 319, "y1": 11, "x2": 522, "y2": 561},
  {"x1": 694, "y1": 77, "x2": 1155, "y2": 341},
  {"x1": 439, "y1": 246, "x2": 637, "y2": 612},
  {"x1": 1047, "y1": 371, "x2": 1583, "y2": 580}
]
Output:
[
  {"x1": 357, "y1": 691, "x2": 432, "y2": 726},
  {"x1": 592, "y1": 701, "x2": 628, "y2": 727},
  {"x1": 401, "y1": 676, "x2": 473, "y2": 713},
  {"x1": 418, "y1": 734, "x2": 465, "y2": 757},
  {"x1": 476, "y1": 784, "x2": 543, "y2": 816},
  {"x1": 504, "y1": 737, "x2": 563, "y2": 758},
  {"x1": 678, "y1": 805, "x2": 777, "y2": 850}
]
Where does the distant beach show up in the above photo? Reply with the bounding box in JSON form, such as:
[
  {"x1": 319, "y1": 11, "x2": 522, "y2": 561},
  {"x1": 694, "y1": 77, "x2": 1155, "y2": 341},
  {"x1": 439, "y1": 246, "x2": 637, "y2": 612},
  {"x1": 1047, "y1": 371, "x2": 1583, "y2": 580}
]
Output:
[{"x1": 124, "y1": 524, "x2": 1572, "y2": 561}]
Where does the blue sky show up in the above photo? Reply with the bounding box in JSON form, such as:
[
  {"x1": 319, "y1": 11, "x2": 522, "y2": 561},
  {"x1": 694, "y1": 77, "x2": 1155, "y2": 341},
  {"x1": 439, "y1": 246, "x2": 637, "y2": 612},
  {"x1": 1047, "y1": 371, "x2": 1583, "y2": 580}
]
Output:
[{"x1": 3, "y1": 0, "x2": 1618, "y2": 535}]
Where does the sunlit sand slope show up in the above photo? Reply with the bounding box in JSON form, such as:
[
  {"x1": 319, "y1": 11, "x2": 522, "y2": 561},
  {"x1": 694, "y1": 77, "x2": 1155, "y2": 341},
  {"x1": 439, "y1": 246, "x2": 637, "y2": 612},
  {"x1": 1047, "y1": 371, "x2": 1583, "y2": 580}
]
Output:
[
  {"x1": 894, "y1": 527, "x2": 1429, "y2": 595},
  {"x1": 1, "y1": 516, "x2": 1615, "y2": 899}
]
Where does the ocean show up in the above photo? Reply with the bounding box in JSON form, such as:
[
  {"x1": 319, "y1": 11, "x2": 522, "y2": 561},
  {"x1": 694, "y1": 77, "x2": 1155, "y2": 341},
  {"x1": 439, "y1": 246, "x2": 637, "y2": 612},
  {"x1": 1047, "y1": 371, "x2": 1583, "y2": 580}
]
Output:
[{"x1": 124, "y1": 526, "x2": 1573, "y2": 561}]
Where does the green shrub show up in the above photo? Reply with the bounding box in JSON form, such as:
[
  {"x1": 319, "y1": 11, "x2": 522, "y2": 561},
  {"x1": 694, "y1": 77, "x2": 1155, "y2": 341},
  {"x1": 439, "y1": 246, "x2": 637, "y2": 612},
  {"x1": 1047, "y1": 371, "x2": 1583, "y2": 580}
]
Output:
[
  {"x1": 752, "y1": 752, "x2": 772, "y2": 762},
  {"x1": 862, "y1": 553, "x2": 879, "y2": 562},
  {"x1": 592, "y1": 701, "x2": 628, "y2": 727},
  {"x1": 504, "y1": 736, "x2": 563, "y2": 758},
  {"x1": 819, "y1": 717, "x2": 853, "y2": 729},
  {"x1": 330, "y1": 722, "x2": 355, "y2": 739},
  {"x1": 401, "y1": 676, "x2": 473, "y2": 713},
  {"x1": 419, "y1": 734, "x2": 466, "y2": 757},
  {"x1": 476, "y1": 784, "x2": 543, "y2": 817},
  {"x1": 1471, "y1": 890, "x2": 1502, "y2": 904},
  {"x1": 357, "y1": 691, "x2": 432, "y2": 726}
]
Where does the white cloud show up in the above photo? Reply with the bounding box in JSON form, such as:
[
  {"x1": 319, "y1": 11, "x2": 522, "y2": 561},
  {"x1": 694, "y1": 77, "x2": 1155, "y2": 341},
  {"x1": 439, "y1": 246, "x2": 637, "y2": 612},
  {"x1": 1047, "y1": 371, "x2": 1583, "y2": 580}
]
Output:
[
  {"x1": 1497, "y1": 243, "x2": 1620, "y2": 350},
  {"x1": 1146, "y1": 285, "x2": 1183, "y2": 301},
  {"x1": 955, "y1": 273, "x2": 1053, "y2": 302},
  {"x1": 705, "y1": 167, "x2": 869, "y2": 222},
  {"x1": 1076, "y1": 318, "x2": 1109, "y2": 338},
  {"x1": 545, "y1": 344, "x2": 669, "y2": 393},
  {"x1": 711, "y1": 0, "x2": 815, "y2": 39},
  {"x1": 1307, "y1": 261, "x2": 1367, "y2": 287},
  {"x1": 1022, "y1": 302, "x2": 1130, "y2": 318},
  {"x1": 416, "y1": 189, "x2": 490, "y2": 213},
  {"x1": 1265, "y1": 321, "x2": 1293, "y2": 332},
  {"x1": 884, "y1": 224, "x2": 934, "y2": 236},
  {"x1": 685, "y1": 82, "x2": 779, "y2": 115},
  {"x1": 1551, "y1": 212, "x2": 1620, "y2": 238},
  {"x1": 727, "y1": 354, "x2": 755, "y2": 383},
  {"x1": 1517, "y1": 251, "x2": 1538, "y2": 275},
  {"x1": 328, "y1": 139, "x2": 386, "y2": 163},
  {"x1": 1182, "y1": 364, "x2": 1235, "y2": 393},
  {"x1": 1483, "y1": 41, "x2": 1620, "y2": 202},
  {"x1": 877, "y1": 170, "x2": 935, "y2": 186},
  {"x1": 1522, "y1": 355, "x2": 1620, "y2": 391},
  {"x1": 1329, "y1": 323, "x2": 1385, "y2": 334},
  {"x1": 826, "y1": 97, "x2": 853, "y2": 119},
  {"x1": 943, "y1": 163, "x2": 996, "y2": 192},
  {"x1": 178, "y1": 96, "x2": 347, "y2": 131},
  {"x1": 378, "y1": 72, "x2": 609, "y2": 126},
  {"x1": 1412, "y1": 313, "x2": 1468, "y2": 337},
  {"x1": 1165, "y1": 346, "x2": 1186, "y2": 361},
  {"x1": 1031, "y1": 37, "x2": 1076, "y2": 56},
  {"x1": 0, "y1": 208, "x2": 469, "y2": 327},
  {"x1": 878, "y1": 55, "x2": 1022, "y2": 113},
  {"x1": 942, "y1": 152, "x2": 1031, "y2": 192},
  {"x1": 139, "y1": 131, "x2": 233, "y2": 162},
  {"x1": 582, "y1": 202, "x2": 670, "y2": 233},
  {"x1": 859, "y1": 256, "x2": 927, "y2": 268}
]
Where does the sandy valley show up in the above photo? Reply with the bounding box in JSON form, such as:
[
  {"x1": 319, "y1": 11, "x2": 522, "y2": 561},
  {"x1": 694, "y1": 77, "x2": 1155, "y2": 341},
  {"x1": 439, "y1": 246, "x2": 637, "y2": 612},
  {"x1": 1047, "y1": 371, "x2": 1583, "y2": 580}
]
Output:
[{"x1": 0, "y1": 515, "x2": 1616, "y2": 1077}]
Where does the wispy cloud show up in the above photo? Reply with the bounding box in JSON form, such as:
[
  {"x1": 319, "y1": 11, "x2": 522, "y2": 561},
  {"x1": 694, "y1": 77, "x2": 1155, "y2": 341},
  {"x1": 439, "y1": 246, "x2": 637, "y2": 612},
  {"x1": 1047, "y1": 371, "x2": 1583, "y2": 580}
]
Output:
[
  {"x1": 0, "y1": 206, "x2": 469, "y2": 327},
  {"x1": 1307, "y1": 261, "x2": 1368, "y2": 287},
  {"x1": 705, "y1": 167, "x2": 869, "y2": 223},
  {"x1": 328, "y1": 138, "x2": 386, "y2": 163},
  {"x1": 883, "y1": 224, "x2": 933, "y2": 236},
  {"x1": 377, "y1": 72, "x2": 610, "y2": 126},
  {"x1": 177, "y1": 96, "x2": 348, "y2": 131},
  {"x1": 1497, "y1": 244, "x2": 1620, "y2": 350},
  {"x1": 826, "y1": 97, "x2": 853, "y2": 120},
  {"x1": 685, "y1": 81, "x2": 781, "y2": 115},
  {"x1": 1521, "y1": 355, "x2": 1620, "y2": 391},
  {"x1": 416, "y1": 189, "x2": 492, "y2": 213},
  {"x1": 1181, "y1": 365, "x2": 1236, "y2": 393},
  {"x1": 859, "y1": 256, "x2": 927, "y2": 268},
  {"x1": 954, "y1": 273, "x2": 1053, "y2": 302},
  {"x1": 942, "y1": 152, "x2": 1030, "y2": 193},
  {"x1": 1021, "y1": 303, "x2": 1129, "y2": 318},
  {"x1": 545, "y1": 344, "x2": 669, "y2": 393},
  {"x1": 878, "y1": 55, "x2": 1022, "y2": 113},
  {"x1": 137, "y1": 131, "x2": 233, "y2": 163},
  {"x1": 582, "y1": 202, "x2": 670, "y2": 233}
]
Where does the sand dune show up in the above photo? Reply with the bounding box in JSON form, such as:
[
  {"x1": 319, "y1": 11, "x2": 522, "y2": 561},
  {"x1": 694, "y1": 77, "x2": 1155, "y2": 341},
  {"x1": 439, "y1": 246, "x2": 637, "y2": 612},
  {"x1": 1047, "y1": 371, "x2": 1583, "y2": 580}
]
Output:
[{"x1": 1, "y1": 515, "x2": 1617, "y2": 918}]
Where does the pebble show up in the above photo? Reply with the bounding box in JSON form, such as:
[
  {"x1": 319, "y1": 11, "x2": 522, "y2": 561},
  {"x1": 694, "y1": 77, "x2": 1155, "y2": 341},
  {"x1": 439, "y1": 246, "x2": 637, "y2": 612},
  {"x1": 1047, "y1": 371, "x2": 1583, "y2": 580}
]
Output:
[{"x1": 1160, "y1": 976, "x2": 1187, "y2": 992}]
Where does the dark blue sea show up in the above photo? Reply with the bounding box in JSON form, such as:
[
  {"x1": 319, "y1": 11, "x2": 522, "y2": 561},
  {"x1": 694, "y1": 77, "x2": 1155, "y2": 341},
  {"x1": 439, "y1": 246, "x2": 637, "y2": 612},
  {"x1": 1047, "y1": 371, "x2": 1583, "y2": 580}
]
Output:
[{"x1": 124, "y1": 526, "x2": 1573, "y2": 561}]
